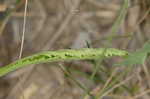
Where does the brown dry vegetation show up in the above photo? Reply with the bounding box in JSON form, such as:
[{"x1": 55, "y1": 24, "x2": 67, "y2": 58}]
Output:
[{"x1": 0, "y1": 0, "x2": 150, "y2": 99}]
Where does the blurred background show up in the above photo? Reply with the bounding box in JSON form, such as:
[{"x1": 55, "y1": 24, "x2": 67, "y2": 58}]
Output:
[{"x1": 0, "y1": 0, "x2": 150, "y2": 99}]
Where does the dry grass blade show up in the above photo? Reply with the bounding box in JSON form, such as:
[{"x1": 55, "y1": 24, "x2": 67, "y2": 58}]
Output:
[
  {"x1": 18, "y1": 0, "x2": 28, "y2": 99},
  {"x1": 97, "y1": 68, "x2": 118, "y2": 96},
  {"x1": 134, "y1": 89, "x2": 150, "y2": 99},
  {"x1": 98, "y1": 75, "x2": 134, "y2": 98},
  {"x1": 19, "y1": 0, "x2": 28, "y2": 59}
]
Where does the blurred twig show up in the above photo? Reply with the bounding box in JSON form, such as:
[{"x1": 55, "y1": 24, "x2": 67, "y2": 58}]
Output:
[
  {"x1": 99, "y1": 75, "x2": 134, "y2": 98},
  {"x1": 39, "y1": 0, "x2": 82, "y2": 50},
  {"x1": 0, "y1": 4, "x2": 7, "y2": 12},
  {"x1": 107, "y1": 0, "x2": 129, "y2": 46},
  {"x1": 0, "y1": 0, "x2": 26, "y2": 36}
]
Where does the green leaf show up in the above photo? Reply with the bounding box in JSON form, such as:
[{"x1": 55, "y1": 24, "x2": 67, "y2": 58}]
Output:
[
  {"x1": 118, "y1": 51, "x2": 147, "y2": 66},
  {"x1": 117, "y1": 41, "x2": 150, "y2": 66},
  {"x1": 142, "y1": 41, "x2": 150, "y2": 53}
]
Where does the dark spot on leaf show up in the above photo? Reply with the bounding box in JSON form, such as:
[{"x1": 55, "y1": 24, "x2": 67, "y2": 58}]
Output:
[
  {"x1": 64, "y1": 54, "x2": 73, "y2": 57},
  {"x1": 81, "y1": 54, "x2": 85, "y2": 57},
  {"x1": 50, "y1": 55, "x2": 56, "y2": 58}
]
